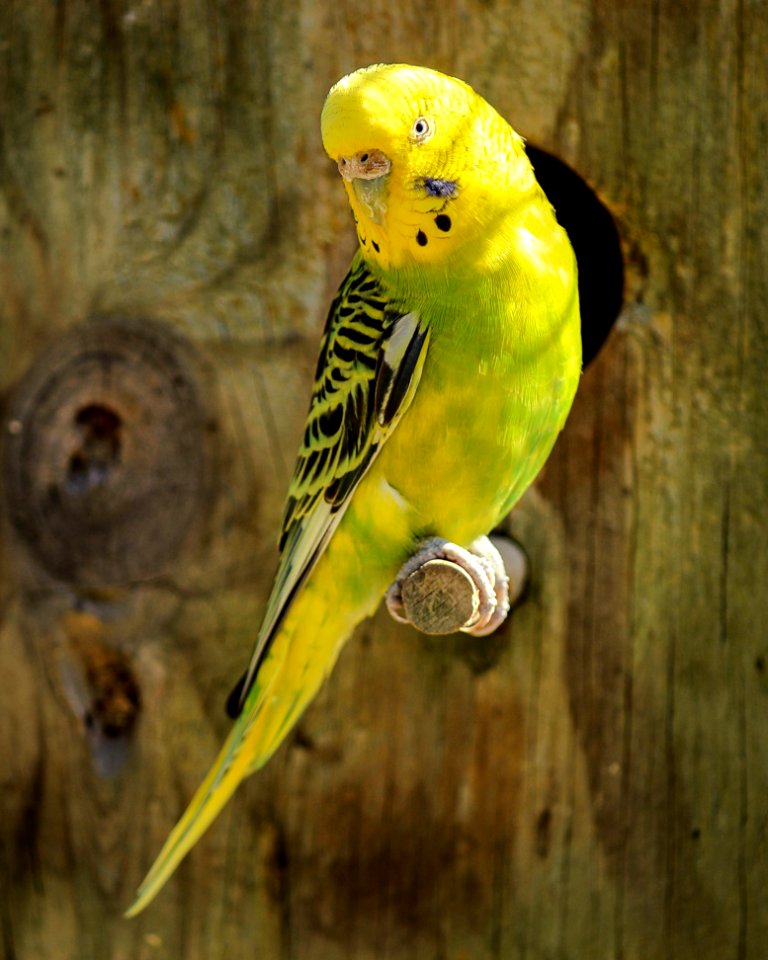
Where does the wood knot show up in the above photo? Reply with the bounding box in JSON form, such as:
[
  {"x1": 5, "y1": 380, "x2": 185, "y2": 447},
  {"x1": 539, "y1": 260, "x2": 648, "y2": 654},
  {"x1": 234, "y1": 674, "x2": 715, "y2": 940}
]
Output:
[
  {"x1": 2, "y1": 316, "x2": 216, "y2": 586},
  {"x1": 57, "y1": 609, "x2": 142, "y2": 777}
]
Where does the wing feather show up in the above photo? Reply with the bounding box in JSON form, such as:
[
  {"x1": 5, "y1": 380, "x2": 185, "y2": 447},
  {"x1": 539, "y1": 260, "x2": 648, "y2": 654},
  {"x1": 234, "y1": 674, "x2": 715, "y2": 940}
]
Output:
[{"x1": 228, "y1": 255, "x2": 430, "y2": 715}]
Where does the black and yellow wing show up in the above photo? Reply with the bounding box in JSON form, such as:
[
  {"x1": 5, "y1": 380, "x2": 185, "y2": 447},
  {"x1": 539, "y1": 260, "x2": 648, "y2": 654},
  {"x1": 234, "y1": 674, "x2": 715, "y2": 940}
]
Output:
[{"x1": 229, "y1": 254, "x2": 430, "y2": 714}]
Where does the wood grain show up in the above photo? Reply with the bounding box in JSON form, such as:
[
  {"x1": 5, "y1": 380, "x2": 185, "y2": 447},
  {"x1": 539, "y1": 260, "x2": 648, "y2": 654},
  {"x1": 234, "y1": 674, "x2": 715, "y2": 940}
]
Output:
[{"x1": 1, "y1": 2, "x2": 766, "y2": 958}]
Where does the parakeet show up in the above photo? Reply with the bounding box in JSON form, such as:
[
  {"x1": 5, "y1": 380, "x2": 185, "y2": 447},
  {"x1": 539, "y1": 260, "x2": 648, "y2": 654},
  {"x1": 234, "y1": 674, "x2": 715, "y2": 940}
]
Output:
[{"x1": 125, "y1": 62, "x2": 581, "y2": 916}]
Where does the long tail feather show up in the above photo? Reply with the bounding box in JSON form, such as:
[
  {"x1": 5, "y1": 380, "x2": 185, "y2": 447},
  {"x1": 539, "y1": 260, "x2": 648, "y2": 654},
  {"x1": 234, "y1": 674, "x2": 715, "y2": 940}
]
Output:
[
  {"x1": 125, "y1": 511, "x2": 401, "y2": 917},
  {"x1": 125, "y1": 710, "x2": 259, "y2": 917}
]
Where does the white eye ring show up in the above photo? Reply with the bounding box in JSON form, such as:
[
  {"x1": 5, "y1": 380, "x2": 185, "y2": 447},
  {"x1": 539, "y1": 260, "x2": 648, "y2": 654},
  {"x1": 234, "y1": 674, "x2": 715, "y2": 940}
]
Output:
[{"x1": 411, "y1": 116, "x2": 432, "y2": 142}]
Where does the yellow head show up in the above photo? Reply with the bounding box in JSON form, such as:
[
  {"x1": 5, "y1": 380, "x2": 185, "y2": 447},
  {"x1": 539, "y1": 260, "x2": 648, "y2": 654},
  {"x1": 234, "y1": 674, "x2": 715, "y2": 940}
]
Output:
[{"x1": 321, "y1": 63, "x2": 535, "y2": 273}]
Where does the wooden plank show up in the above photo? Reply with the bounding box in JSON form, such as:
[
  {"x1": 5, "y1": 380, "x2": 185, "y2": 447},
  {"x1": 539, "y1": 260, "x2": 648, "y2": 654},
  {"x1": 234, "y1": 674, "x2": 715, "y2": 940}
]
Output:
[{"x1": 1, "y1": 1, "x2": 766, "y2": 957}]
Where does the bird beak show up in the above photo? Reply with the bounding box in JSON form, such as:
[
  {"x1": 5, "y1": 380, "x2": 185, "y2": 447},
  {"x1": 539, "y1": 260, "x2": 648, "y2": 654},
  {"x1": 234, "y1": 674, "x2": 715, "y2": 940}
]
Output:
[
  {"x1": 337, "y1": 149, "x2": 391, "y2": 181},
  {"x1": 337, "y1": 150, "x2": 391, "y2": 226}
]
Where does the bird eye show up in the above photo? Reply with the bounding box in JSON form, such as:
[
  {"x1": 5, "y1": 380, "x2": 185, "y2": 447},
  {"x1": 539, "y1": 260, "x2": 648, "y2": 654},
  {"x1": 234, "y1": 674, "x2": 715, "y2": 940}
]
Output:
[{"x1": 411, "y1": 117, "x2": 432, "y2": 141}]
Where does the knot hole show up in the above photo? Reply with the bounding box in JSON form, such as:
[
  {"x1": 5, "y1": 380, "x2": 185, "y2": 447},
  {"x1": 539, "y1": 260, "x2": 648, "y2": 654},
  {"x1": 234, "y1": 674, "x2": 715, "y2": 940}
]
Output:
[{"x1": 67, "y1": 404, "x2": 123, "y2": 494}]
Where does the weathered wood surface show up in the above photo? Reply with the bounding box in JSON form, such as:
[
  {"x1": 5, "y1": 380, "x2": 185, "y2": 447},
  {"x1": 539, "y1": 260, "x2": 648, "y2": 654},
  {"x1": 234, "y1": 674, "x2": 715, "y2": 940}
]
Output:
[{"x1": 1, "y1": 2, "x2": 766, "y2": 958}]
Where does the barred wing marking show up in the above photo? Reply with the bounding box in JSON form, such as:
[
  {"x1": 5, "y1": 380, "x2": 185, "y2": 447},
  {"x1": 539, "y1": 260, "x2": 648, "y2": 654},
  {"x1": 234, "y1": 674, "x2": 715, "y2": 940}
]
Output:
[{"x1": 230, "y1": 256, "x2": 430, "y2": 713}]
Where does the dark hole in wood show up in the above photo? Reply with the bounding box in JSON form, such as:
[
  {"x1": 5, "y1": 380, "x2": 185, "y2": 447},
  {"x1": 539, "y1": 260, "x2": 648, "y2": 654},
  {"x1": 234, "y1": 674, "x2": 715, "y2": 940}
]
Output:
[
  {"x1": 1, "y1": 316, "x2": 215, "y2": 586},
  {"x1": 526, "y1": 145, "x2": 624, "y2": 368},
  {"x1": 66, "y1": 403, "x2": 123, "y2": 494}
]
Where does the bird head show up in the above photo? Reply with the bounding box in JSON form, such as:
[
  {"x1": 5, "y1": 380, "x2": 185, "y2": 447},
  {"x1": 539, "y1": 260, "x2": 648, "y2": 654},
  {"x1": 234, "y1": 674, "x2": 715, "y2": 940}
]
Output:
[{"x1": 321, "y1": 63, "x2": 534, "y2": 273}]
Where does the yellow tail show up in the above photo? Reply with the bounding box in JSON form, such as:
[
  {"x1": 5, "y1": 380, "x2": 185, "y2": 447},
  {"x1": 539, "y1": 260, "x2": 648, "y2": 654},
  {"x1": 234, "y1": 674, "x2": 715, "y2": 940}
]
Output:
[
  {"x1": 125, "y1": 632, "x2": 337, "y2": 916},
  {"x1": 125, "y1": 531, "x2": 394, "y2": 916},
  {"x1": 124, "y1": 709, "x2": 257, "y2": 917},
  {"x1": 125, "y1": 625, "x2": 301, "y2": 917},
  {"x1": 125, "y1": 469, "x2": 414, "y2": 917}
]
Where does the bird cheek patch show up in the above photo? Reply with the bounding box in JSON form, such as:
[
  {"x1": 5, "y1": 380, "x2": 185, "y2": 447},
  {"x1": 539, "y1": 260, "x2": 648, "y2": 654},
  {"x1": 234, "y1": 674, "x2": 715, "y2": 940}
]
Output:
[{"x1": 423, "y1": 177, "x2": 458, "y2": 198}]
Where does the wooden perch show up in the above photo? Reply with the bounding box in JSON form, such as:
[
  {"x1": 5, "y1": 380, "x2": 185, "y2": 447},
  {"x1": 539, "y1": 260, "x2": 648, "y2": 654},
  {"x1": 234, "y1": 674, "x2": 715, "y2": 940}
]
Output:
[{"x1": 394, "y1": 535, "x2": 529, "y2": 635}]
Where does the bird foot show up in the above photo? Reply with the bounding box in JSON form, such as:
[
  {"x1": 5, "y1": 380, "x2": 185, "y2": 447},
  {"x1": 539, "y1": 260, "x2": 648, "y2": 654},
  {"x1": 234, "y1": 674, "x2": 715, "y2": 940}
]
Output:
[{"x1": 385, "y1": 536, "x2": 511, "y2": 636}]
